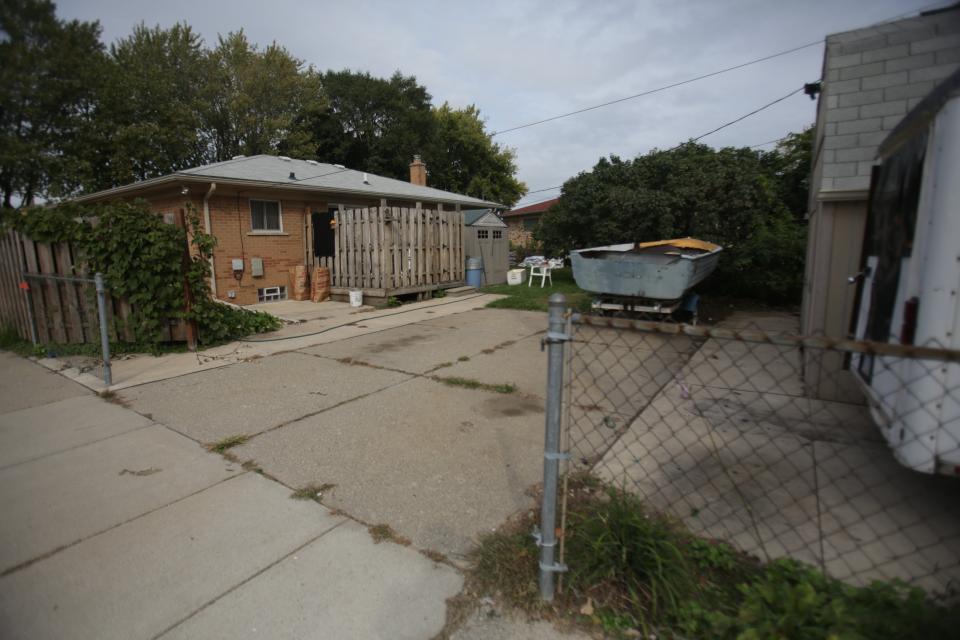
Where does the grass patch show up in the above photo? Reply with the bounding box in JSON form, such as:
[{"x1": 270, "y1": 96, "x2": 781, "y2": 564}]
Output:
[
  {"x1": 369, "y1": 523, "x2": 411, "y2": 546},
  {"x1": 432, "y1": 375, "x2": 516, "y2": 394},
  {"x1": 205, "y1": 434, "x2": 249, "y2": 454},
  {"x1": 482, "y1": 268, "x2": 592, "y2": 313},
  {"x1": 290, "y1": 483, "x2": 336, "y2": 501},
  {"x1": 468, "y1": 475, "x2": 960, "y2": 639}
]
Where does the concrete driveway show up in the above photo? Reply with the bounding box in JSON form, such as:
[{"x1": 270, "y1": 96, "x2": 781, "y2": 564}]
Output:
[{"x1": 118, "y1": 307, "x2": 551, "y2": 561}]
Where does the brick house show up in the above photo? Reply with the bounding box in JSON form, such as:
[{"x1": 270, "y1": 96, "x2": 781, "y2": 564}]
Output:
[
  {"x1": 73, "y1": 155, "x2": 499, "y2": 306},
  {"x1": 502, "y1": 197, "x2": 558, "y2": 248},
  {"x1": 801, "y1": 5, "x2": 959, "y2": 398}
]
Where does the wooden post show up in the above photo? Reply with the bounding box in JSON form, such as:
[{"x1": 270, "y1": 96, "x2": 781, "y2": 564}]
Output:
[{"x1": 176, "y1": 208, "x2": 198, "y2": 351}]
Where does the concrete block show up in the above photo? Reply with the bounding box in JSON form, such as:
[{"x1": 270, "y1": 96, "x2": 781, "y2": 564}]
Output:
[
  {"x1": 828, "y1": 51, "x2": 862, "y2": 70},
  {"x1": 908, "y1": 96, "x2": 925, "y2": 109},
  {"x1": 826, "y1": 95, "x2": 838, "y2": 109},
  {"x1": 161, "y1": 521, "x2": 462, "y2": 640},
  {"x1": 936, "y1": 48, "x2": 960, "y2": 65},
  {"x1": 823, "y1": 162, "x2": 857, "y2": 178},
  {"x1": 823, "y1": 134, "x2": 860, "y2": 149},
  {"x1": 820, "y1": 177, "x2": 835, "y2": 191},
  {"x1": 857, "y1": 160, "x2": 878, "y2": 176},
  {"x1": 838, "y1": 89, "x2": 883, "y2": 107},
  {"x1": 910, "y1": 33, "x2": 960, "y2": 55},
  {"x1": 837, "y1": 117, "x2": 883, "y2": 135},
  {"x1": 884, "y1": 80, "x2": 935, "y2": 101},
  {"x1": 836, "y1": 147, "x2": 878, "y2": 163},
  {"x1": 0, "y1": 426, "x2": 240, "y2": 572},
  {"x1": 827, "y1": 78, "x2": 862, "y2": 95},
  {"x1": 862, "y1": 44, "x2": 909, "y2": 63},
  {"x1": 823, "y1": 122, "x2": 837, "y2": 136},
  {"x1": 839, "y1": 61, "x2": 885, "y2": 80},
  {"x1": 887, "y1": 25, "x2": 938, "y2": 46},
  {"x1": 885, "y1": 52, "x2": 935, "y2": 73},
  {"x1": 858, "y1": 130, "x2": 888, "y2": 147},
  {"x1": 909, "y1": 63, "x2": 960, "y2": 83},
  {"x1": 0, "y1": 473, "x2": 344, "y2": 640},
  {"x1": 833, "y1": 176, "x2": 871, "y2": 191},
  {"x1": 825, "y1": 106, "x2": 860, "y2": 123},
  {"x1": 859, "y1": 99, "x2": 907, "y2": 119},
  {"x1": 883, "y1": 114, "x2": 906, "y2": 130},
  {"x1": 821, "y1": 149, "x2": 835, "y2": 164},
  {"x1": 827, "y1": 69, "x2": 841, "y2": 82},
  {"x1": 861, "y1": 71, "x2": 909, "y2": 91},
  {"x1": 838, "y1": 34, "x2": 888, "y2": 55}
]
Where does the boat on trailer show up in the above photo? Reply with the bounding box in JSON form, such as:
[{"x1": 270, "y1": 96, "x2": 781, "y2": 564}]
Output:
[{"x1": 570, "y1": 237, "x2": 722, "y2": 318}]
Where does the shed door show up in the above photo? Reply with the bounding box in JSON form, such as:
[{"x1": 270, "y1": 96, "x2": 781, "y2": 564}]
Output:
[{"x1": 474, "y1": 228, "x2": 508, "y2": 285}]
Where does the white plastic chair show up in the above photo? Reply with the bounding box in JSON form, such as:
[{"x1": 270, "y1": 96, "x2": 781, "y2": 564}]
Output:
[{"x1": 528, "y1": 263, "x2": 552, "y2": 288}]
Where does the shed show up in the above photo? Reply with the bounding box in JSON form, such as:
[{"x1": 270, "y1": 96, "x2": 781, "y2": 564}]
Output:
[{"x1": 463, "y1": 209, "x2": 509, "y2": 285}]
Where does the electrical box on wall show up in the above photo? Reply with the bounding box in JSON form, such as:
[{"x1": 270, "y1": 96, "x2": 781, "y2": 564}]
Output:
[
  {"x1": 251, "y1": 257, "x2": 264, "y2": 277},
  {"x1": 231, "y1": 258, "x2": 244, "y2": 271}
]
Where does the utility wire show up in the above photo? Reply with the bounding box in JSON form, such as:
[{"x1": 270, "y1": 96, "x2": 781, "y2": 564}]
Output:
[
  {"x1": 490, "y1": 40, "x2": 821, "y2": 137},
  {"x1": 514, "y1": 85, "x2": 807, "y2": 203}
]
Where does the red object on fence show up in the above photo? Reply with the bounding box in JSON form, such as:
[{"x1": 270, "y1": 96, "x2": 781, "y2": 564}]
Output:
[{"x1": 18, "y1": 281, "x2": 29, "y2": 290}]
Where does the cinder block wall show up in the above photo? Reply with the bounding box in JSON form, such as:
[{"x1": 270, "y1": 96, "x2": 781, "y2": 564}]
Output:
[{"x1": 817, "y1": 10, "x2": 960, "y2": 194}]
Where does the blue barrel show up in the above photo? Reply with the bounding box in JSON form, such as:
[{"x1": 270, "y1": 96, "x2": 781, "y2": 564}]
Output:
[{"x1": 466, "y1": 257, "x2": 483, "y2": 288}]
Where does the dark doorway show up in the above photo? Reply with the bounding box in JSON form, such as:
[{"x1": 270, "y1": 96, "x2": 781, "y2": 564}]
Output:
[{"x1": 312, "y1": 208, "x2": 336, "y2": 258}]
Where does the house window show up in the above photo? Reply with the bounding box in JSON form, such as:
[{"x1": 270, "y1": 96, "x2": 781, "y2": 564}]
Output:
[
  {"x1": 493, "y1": 230, "x2": 502, "y2": 239},
  {"x1": 522, "y1": 217, "x2": 538, "y2": 231},
  {"x1": 257, "y1": 286, "x2": 287, "y2": 302},
  {"x1": 477, "y1": 229, "x2": 489, "y2": 239},
  {"x1": 250, "y1": 200, "x2": 282, "y2": 231}
]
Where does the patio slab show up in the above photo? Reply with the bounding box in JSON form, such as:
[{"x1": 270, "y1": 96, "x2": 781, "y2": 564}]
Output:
[
  {"x1": 233, "y1": 376, "x2": 545, "y2": 560},
  {"x1": 118, "y1": 351, "x2": 412, "y2": 443},
  {"x1": 0, "y1": 473, "x2": 343, "y2": 640},
  {"x1": 0, "y1": 351, "x2": 87, "y2": 413},
  {"x1": 0, "y1": 394, "x2": 152, "y2": 469},
  {"x1": 0, "y1": 425, "x2": 239, "y2": 572},
  {"x1": 161, "y1": 520, "x2": 462, "y2": 640}
]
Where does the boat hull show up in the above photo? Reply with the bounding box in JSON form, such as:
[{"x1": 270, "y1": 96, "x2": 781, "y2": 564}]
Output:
[{"x1": 571, "y1": 240, "x2": 721, "y2": 299}]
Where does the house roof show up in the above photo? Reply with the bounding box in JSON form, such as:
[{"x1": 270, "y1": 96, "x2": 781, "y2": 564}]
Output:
[
  {"x1": 73, "y1": 155, "x2": 503, "y2": 208},
  {"x1": 503, "y1": 197, "x2": 559, "y2": 218}
]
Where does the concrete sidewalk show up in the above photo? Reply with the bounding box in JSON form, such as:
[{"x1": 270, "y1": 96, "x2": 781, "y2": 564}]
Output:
[{"x1": 0, "y1": 352, "x2": 462, "y2": 639}]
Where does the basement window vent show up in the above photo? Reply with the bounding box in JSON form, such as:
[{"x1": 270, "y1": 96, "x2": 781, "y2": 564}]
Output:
[{"x1": 257, "y1": 286, "x2": 287, "y2": 302}]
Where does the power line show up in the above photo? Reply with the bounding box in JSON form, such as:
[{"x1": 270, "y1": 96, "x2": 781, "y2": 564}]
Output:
[
  {"x1": 490, "y1": 40, "x2": 821, "y2": 137},
  {"x1": 515, "y1": 85, "x2": 806, "y2": 203}
]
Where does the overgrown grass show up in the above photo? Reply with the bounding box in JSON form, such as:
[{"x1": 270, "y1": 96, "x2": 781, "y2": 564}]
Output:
[
  {"x1": 469, "y1": 475, "x2": 960, "y2": 639},
  {"x1": 432, "y1": 375, "x2": 516, "y2": 394},
  {"x1": 205, "y1": 434, "x2": 249, "y2": 453},
  {"x1": 482, "y1": 268, "x2": 593, "y2": 312}
]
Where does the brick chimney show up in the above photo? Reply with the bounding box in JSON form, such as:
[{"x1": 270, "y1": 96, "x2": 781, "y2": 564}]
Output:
[{"x1": 409, "y1": 154, "x2": 427, "y2": 186}]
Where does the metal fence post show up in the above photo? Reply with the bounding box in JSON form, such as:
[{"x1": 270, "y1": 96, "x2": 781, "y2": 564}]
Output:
[
  {"x1": 94, "y1": 273, "x2": 112, "y2": 386},
  {"x1": 539, "y1": 292, "x2": 567, "y2": 600}
]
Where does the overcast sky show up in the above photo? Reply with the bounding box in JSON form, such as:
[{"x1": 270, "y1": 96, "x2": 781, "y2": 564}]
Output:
[{"x1": 58, "y1": 0, "x2": 939, "y2": 206}]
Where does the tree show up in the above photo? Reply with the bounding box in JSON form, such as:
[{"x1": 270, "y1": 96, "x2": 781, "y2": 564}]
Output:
[
  {"x1": 310, "y1": 70, "x2": 435, "y2": 178},
  {"x1": 424, "y1": 103, "x2": 526, "y2": 207},
  {"x1": 537, "y1": 142, "x2": 806, "y2": 302},
  {"x1": 761, "y1": 127, "x2": 813, "y2": 220},
  {"x1": 0, "y1": 0, "x2": 105, "y2": 206},
  {"x1": 204, "y1": 31, "x2": 322, "y2": 162},
  {"x1": 89, "y1": 23, "x2": 209, "y2": 189}
]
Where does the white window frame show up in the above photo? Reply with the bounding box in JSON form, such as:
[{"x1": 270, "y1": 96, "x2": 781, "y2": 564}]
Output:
[
  {"x1": 249, "y1": 199, "x2": 284, "y2": 233},
  {"x1": 257, "y1": 285, "x2": 287, "y2": 302}
]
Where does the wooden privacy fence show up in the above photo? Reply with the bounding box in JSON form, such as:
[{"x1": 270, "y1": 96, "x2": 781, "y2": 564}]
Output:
[
  {"x1": 0, "y1": 230, "x2": 185, "y2": 344},
  {"x1": 331, "y1": 206, "x2": 464, "y2": 292}
]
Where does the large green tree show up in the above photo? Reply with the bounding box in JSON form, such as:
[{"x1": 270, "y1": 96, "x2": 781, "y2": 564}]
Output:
[
  {"x1": 92, "y1": 23, "x2": 209, "y2": 189},
  {"x1": 204, "y1": 31, "x2": 322, "y2": 161},
  {"x1": 310, "y1": 70, "x2": 435, "y2": 179},
  {"x1": 538, "y1": 142, "x2": 807, "y2": 302},
  {"x1": 0, "y1": 0, "x2": 104, "y2": 206},
  {"x1": 424, "y1": 103, "x2": 525, "y2": 206}
]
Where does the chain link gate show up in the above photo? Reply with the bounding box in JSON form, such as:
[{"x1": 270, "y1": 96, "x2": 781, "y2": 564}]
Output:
[{"x1": 538, "y1": 294, "x2": 960, "y2": 601}]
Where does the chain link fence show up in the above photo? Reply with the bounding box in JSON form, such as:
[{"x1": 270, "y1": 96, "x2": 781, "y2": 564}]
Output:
[{"x1": 543, "y1": 304, "x2": 960, "y2": 599}]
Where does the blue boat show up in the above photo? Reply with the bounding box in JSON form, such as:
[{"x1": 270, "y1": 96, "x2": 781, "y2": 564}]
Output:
[{"x1": 570, "y1": 238, "x2": 722, "y2": 301}]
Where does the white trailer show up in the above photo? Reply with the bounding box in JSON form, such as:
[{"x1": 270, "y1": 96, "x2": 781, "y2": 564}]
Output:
[{"x1": 852, "y1": 69, "x2": 960, "y2": 476}]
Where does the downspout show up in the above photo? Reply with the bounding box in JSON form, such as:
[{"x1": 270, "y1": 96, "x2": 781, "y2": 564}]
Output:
[{"x1": 203, "y1": 182, "x2": 218, "y2": 296}]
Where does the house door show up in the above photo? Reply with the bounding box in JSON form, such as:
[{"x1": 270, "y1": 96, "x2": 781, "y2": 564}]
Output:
[{"x1": 312, "y1": 209, "x2": 336, "y2": 259}]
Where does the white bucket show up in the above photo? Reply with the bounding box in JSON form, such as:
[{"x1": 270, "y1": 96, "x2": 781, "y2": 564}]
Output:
[{"x1": 348, "y1": 289, "x2": 363, "y2": 307}]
